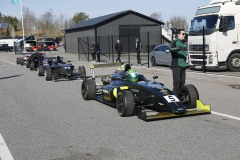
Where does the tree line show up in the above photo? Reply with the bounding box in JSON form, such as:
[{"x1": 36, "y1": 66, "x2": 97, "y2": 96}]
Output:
[{"x1": 1, "y1": 9, "x2": 187, "y2": 42}]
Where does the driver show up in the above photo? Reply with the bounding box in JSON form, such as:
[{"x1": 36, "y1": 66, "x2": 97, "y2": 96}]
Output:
[
  {"x1": 29, "y1": 51, "x2": 42, "y2": 61},
  {"x1": 56, "y1": 56, "x2": 63, "y2": 64},
  {"x1": 125, "y1": 69, "x2": 138, "y2": 82}
]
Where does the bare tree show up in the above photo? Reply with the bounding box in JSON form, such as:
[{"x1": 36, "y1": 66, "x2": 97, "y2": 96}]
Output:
[
  {"x1": 150, "y1": 12, "x2": 163, "y2": 21},
  {"x1": 169, "y1": 16, "x2": 187, "y2": 30},
  {"x1": 40, "y1": 9, "x2": 55, "y2": 37}
]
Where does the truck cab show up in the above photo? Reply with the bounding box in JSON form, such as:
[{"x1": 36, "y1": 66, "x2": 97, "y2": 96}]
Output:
[{"x1": 188, "y1": 0, "x2": 240, "y2": 71}]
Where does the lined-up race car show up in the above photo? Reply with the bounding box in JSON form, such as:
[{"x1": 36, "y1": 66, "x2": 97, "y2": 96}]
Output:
[
  {"x1": 16, "y1": 53, "x2": 32, "y2": 66},
  {"x1": 38, "y1": 56, "x2": 62, "y2": 76},
  {"x1": 45, "y1": 61, "x2": 86, "y2": 81},
  {"x1": 81, "y1": 63, "x2": 211, "y2": 121}
]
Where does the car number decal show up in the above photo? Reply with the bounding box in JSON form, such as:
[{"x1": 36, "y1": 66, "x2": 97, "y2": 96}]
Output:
[{"x1": 164, "y1": 95, "x2": 180, "y2": 103}]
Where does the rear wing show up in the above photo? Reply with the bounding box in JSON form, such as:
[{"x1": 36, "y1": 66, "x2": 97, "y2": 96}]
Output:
[{"x1": 90, "y1": 63, "x2": 122, "y2": 79}]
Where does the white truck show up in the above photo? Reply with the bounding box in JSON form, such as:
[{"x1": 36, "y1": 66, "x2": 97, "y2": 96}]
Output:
[{"x1": 188, "y1": 0, "x2": 240, "y2": 71}]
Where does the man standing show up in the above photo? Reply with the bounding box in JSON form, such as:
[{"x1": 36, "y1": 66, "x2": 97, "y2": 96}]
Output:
[
  {"x1": 115, "y1": 40, "x2": 122, "y2": 63},
  {"x1": 170, "y1": 29, "x2": 188, "y2": 94},
  {"x1": 136, "y1": 38, "x2": 142, "y2": 64},
  {"x1": 93, "y1": 41, "x2": 101, "y2": 62}
]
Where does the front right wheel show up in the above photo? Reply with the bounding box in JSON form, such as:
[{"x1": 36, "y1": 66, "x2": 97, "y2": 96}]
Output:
[
  {"x1": 116, "y1": 90, "x2": 135, "y2": 117},
  {"x1": 179, "y1": 84, "x2": 199, "y2": 109}
]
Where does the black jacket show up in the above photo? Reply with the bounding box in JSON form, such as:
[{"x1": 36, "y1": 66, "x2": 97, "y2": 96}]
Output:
[
  {"x1": 136, "y1": 41, "x2": 142, "y2": 52},
  {"x1": 29, "y1": 53, "x2": 41, "y2": 61},
  {"x1": 94, "y1": 43, "x2": 100, "y2": 53},
  {"x1": 115, "y1": 43, "x2": 122, "y2": 53}
]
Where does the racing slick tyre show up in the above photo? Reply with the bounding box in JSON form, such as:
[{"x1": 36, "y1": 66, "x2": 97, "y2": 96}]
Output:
[
  {"x1": 38, "y1": 65, "x2": 44, "y2": 76},
  {"x1": 20, "y1": 59, "x2": 24, "y2": 65},
  {"x1": 116, "y1": 90, "x2": 135, "y2": 117},
  {"x1": 30, "y1": 61, "x2": 35, "y2": 70},
  {"x1": 81, "y1": 79, "x2": 96, "y2": 100},
  {"x1": 16, "y1": 57, "x2": 20, "y2": 64},
  {"x1": 227, "y1": 53, "x2": 240, "y2": 72},
  {"x1": 179, "y1": 84, "x2": 199, "y2": 109},
  {"x1": 46, "y1": 68, "x2": 52, "y2": 81},
  {"x1": 151, "y1": 57, "x2": 156, "y2": 66},
  {"x1": 78, "y1": 66, "x2": 86, "y2": 77},
  {"x1": 26, "y1": 60, "x2": 30, "y2": 68}
]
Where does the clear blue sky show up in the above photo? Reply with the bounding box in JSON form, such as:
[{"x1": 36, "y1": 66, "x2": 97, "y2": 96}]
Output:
[{"x1": 0, "y1": 0, "x2": 210, "y2": 27}]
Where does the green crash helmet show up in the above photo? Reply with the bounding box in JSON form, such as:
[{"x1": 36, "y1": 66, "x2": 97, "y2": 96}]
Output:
[{"x1": 126, "y1": 69, "x2": 138, "y2": 82}]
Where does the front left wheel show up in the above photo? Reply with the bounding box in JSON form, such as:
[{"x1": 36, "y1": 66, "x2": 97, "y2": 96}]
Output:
[{"x1": 81, "y1": 79, "x2": 96, "y2": 100}]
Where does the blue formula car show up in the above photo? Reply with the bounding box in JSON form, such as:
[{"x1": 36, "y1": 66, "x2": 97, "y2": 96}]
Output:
[{"x1": 81, "y1": 63, "x2": 211, "y2": 121}]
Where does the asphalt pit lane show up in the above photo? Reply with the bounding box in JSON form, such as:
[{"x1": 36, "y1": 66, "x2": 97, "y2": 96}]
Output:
[{"x1": 229, "y1": 85, "x2": 240, "y2": 89}]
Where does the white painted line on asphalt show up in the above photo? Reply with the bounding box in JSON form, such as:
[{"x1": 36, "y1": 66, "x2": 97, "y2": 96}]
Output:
[
  {"x1": 211, "y1": 111, "x2": 240, "y2": 121},
  {"x1": 0, "y1": 59, "x2": 16, "y2": 66},
  {"x1": 0, "y1": 133, "x2": 14, "y2": 160}
]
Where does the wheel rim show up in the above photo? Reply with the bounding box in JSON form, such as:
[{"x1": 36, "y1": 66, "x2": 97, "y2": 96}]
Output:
[
  {"x1": 117, "y1": 94, "x2": 124, "y2": 113},
  {"x1": 180, "y1": 91, "x2": 190, "y2": 108},
  {"x1": 231, "y1": 57, "x2": 240, "y2": 68}
]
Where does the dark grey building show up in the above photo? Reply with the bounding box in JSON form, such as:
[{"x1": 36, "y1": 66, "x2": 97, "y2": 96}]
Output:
[{"x1": 64, "y1": 10, "x2": 164, "y2": 54}]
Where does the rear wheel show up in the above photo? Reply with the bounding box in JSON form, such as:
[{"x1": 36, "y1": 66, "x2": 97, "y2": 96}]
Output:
[
  {"x1": 116, "y1": 90, "x2": 135, "y2": 117},
  {"x1": 38, "y1": 65, "x2": 44, "y2": 76},
  {"x1": 179, "y1": 84, "x2": 199, "y2": 109},
  {"x1": 81, "y1": 79, "x2": 96, "y2": 100},
  {"x1": 30, "y1": 61, "x2": 35, "y2": 70},
  {"x1": 151, "y1": 57, "x2": 156, "y2": 66},
  {"x1": 78, "y1": 66, "x2": 86, "y2": 77},
  {"x1": 46, "y1": 68, "x2": 52, "y2": 81},
  {"x1": 20, "y1": 59, "x2": 24, "y2": 65},
  {"x1": 26, "y1": 60, "x2": 30, "y2": 68},
  {"x1": 16, "y1": 58, "x2": 20, "y2": 64},
  {"x1": 228, "y1": 53, "x2": 240, "y2": 72}
]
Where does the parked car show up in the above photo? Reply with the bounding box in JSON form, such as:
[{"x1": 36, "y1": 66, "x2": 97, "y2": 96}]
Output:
[
  {"x1": 150, "y1": 44, "x2": 189, "y2": 67},
  {"x1": 150, "y1": 44, "x2": 171, "y2": 66},
  {"x1": 0, "y1": 44, "x2": 13, "y2": 52}
]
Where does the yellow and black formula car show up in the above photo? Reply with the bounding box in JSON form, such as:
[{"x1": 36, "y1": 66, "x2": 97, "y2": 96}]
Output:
[{"x1": 81, "y1": 63, "x2": 210, "y2": 121}]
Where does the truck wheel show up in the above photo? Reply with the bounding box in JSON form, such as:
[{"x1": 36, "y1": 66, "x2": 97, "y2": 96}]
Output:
[
  {"x1": 81, "y1": 79, "x2": 96, "y2": 100},
  {"x1": 179, "y1": 84, "x2": 199, "y2": 109},
  {"x1": 228, "y1": 53, "x2": 240, "y2": 72},
  {"x1": 16, "y1": 58, "x2": 20, "y2": 64},
  {"x1": 20, "y1": 59, "x2": 24, "y2": 65},
  {"x1": 78, "y1": 66, "x2": 86, "y2": 77},
  {"x1": 151, "y1": 57, "x2": 156, "y2": 66},
  {"x1": 38, "y1": 65, "x2": 44, "y2": 76},
  {"x1": 116, "y1": 90, "x2": 135, "y2": 117},
  {"x1": 46, "y1": 68, "x2": 52, "y2": 81},
  {"x1": 30, "y1": 61, "x2": 35, "y2": 70}
]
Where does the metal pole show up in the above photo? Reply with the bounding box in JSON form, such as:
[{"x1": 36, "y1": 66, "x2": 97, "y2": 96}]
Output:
[
  {"x1": 108, "y1": 36, "x2": 110, "y2": 60},
  {"x1": 20, "y1": 0, "x2": 25, "y2": 51},
  {"x1": 128, "y1": 34, "x2": 130, "y2": 64},
  {"x1": 148, "y1": 32, "x2": 150, "y2": 68},
  {"x1": 78, "y1": 38, "x2": 80, "y2": 61},
  {"x1": 87, "y1": 36, "x2": 89, "y2": 62},
  {"x1": 203, "y1": 26, "x2": 206, "y2": 73},
  {"x1": 112, "y1": 35, "x2": 114, "y2": 63}
]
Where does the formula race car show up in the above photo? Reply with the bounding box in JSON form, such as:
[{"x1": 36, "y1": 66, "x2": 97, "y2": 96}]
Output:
[
  {"x1": 81, "y1": 63, "x2": 211, "y2": 121},
  {"x1": 38, "y1": 56, "x2": 63, "y2": 76},
  {"x1": 45, "y1": 61, "x2": 86, "y2": 81},
  {"x1": 16, "y1": 53, "x2": 32, "y2": 66}
]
